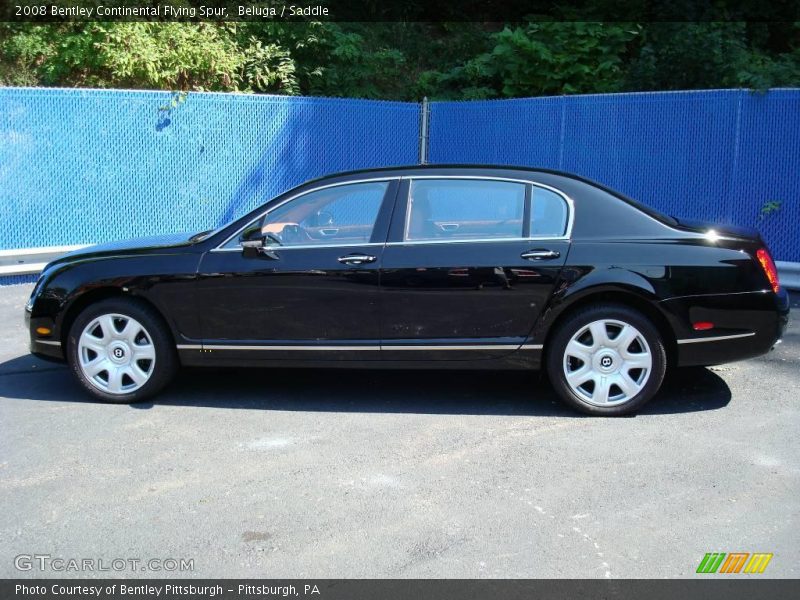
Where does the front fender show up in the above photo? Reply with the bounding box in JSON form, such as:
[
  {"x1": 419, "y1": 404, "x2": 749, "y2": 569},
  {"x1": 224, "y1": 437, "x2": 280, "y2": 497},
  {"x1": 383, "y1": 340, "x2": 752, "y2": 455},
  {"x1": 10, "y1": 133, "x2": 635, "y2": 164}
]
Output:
[{"x1": 30, "y1": 253, "x2": 201, "y2": 347}]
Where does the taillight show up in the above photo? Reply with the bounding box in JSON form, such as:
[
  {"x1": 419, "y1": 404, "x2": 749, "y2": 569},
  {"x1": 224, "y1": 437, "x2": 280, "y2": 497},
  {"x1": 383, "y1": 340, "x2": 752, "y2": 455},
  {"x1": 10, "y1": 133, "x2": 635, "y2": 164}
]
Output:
[{"x1": 756, "y1": 248, "x2": 780, "y2": 293}]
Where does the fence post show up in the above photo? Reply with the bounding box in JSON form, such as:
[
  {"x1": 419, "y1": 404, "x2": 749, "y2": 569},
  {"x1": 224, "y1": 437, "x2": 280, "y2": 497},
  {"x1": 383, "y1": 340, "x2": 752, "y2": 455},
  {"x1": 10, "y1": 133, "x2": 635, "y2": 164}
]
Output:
[{"x1": 419, "y1": 96, "x2": 430, "y2": 164}]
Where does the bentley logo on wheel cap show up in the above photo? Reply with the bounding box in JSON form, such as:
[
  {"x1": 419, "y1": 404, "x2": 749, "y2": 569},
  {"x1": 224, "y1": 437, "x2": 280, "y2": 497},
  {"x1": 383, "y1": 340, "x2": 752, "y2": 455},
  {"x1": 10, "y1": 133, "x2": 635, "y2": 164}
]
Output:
[{"x1": 600, "y1": 355, "x2": 613, "y2": 368}]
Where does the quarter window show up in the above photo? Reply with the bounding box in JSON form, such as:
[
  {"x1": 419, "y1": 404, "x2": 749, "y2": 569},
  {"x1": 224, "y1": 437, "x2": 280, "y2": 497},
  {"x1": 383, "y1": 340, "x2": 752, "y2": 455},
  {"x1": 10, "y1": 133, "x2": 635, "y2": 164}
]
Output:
[
  {"x1": 405, "y1": 179, "x2": 526, "y2": 242},
  {"x1": 530, "y1": 187, "x2": 568, "y2": 237}
]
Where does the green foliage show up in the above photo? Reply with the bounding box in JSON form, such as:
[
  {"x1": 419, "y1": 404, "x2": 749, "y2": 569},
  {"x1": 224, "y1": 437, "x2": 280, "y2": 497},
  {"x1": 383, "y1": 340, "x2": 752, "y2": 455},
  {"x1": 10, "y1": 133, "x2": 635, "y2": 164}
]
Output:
[
  {"x1": 308, "y1": 27, "x2": 406, "y2": 99},
  {"x1": 760, "y1": 200, "x2": 783, "y2": 220},
  {"x1": 0, "y1": 24, "x2": 66, "y2": 86},
  {"x1": 0, "y1": 22, "x2": 303, "y2": 93},
  {"x1": 93, "y1": 23, "x2": 244, "y2": 91},
  {"x1": 1, "y1": 20, "x2": 799, "y2": 99},
  {"x1": 158, "y1": 91, "x2": 188, "y2": 112},
  {"x1": 626, "y1": 22, "x2": 800, "y2": 92},
  {"x1": 241, "y1": 37, "x2": 299, "y2": 95},
  {"x1": 461, "y1": 22, "x2": 640, "y2": 97}
]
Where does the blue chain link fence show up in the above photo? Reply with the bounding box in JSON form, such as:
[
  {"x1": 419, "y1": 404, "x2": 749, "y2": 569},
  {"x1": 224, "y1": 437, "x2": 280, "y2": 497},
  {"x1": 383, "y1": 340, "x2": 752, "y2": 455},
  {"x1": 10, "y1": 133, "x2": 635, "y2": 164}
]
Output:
[
  {"x1": 0, "y1": 88, "x2": 798, "y2": 276},
  {"x1": 0, "y1": 88, "x2": 420, "y2": 251},
  {"x1": 429, "y1": 89, "x2": 800, "y2": 262}
]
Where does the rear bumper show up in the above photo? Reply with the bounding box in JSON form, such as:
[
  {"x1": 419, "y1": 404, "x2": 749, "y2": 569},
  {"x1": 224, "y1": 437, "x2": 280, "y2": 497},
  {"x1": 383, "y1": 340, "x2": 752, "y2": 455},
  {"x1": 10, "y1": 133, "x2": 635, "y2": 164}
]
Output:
[{"x1": 660, "y1": 288, "x2": 789, "y2": 367}]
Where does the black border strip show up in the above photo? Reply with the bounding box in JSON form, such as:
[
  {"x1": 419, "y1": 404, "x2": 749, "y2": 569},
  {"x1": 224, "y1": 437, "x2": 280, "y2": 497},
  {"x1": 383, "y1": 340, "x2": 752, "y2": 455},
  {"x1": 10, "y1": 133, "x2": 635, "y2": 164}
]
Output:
[
  {"x1": 3, "y1": 579, "x2": 799, "y2": 600},
  {"x1": 4, "y1": 0, "x2": 800, "y2": 23}
]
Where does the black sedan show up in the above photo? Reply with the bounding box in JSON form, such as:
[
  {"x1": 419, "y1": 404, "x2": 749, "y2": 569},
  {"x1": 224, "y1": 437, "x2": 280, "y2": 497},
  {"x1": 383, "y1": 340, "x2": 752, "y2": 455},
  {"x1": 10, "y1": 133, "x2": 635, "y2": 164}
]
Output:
[{"x1": 26, "y1": 165, "x2": 789, "y2": 415}]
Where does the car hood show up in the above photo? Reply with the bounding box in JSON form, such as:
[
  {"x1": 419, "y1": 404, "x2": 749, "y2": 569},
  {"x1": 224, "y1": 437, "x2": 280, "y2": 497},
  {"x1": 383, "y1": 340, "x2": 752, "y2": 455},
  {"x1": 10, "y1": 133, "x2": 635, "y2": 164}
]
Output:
[{"x1": 48, "y1": 232, "x2": 197, "y2": 267}]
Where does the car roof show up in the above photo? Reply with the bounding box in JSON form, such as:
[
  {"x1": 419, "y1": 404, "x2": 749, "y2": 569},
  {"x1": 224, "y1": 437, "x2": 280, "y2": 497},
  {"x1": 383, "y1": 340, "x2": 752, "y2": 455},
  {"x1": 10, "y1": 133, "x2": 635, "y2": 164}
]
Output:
[
  {"x1": 309, "y1": 163, "x2": 587, "y2": 184},
  {"x1": 306, "y1": 163, "x2": 681, "y2": 234},
  {"x1": 212, "y1": 162, "x2": 678, "y2": 245},
  {"x1": 308, "y1": 164, "x2": 641, "y2": 205}
]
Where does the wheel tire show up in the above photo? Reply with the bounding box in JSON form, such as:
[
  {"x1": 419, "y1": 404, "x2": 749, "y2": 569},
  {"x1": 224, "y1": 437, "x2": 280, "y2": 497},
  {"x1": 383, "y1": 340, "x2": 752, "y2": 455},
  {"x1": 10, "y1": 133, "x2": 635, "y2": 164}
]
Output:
[
  {"x1": 66, "y1": 297, "x2": 178, "y2": 403},
  {"x1": 545, "y1": 303, "x2": 667, "y2": 416}
]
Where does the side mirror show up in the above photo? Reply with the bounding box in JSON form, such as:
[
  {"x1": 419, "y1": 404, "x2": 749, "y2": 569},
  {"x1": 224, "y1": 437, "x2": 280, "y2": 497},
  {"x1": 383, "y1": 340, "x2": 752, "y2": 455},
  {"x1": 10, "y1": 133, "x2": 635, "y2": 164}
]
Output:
[{"x1": 240, "y1": 225, "x2": 266, "y2": 258}]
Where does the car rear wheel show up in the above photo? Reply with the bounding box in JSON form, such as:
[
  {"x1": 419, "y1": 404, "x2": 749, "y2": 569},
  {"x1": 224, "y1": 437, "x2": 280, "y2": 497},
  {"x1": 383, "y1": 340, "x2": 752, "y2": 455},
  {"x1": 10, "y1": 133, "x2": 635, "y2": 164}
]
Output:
[
  {"x1": 546, "y1": 304, "x2": 667, "y2": 416},
  {"x1": 66, "y1": 298, "x2": 177, "y2": 403}
]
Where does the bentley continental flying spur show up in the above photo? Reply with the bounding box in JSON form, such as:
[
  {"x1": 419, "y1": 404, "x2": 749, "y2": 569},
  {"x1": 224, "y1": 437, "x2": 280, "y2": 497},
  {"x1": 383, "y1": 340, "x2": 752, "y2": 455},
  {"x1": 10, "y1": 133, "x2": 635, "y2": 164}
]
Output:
[{"x1": 26, "y1": 166, "x2": 789, "y2": 415}]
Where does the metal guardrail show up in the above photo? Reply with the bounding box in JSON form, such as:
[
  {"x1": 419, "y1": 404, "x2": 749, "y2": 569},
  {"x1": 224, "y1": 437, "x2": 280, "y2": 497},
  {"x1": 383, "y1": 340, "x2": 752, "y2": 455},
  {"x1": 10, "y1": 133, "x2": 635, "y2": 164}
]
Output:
[
  {"x1": 0, "y1": 245, "x2": 89, "y2": 276},
  {"x1": 776, "y1": 261, "x2": 800, "y2": 291},
  {"x1": 1, "y1": 246, "x2": 799, "y2": 290}
]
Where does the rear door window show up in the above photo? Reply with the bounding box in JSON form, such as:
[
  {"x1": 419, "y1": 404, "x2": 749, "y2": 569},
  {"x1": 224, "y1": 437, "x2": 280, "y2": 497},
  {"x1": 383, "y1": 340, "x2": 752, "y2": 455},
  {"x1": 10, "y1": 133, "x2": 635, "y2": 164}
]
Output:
[{"x1": 405, "y1": 179, "x2": 526, "y2": 242}]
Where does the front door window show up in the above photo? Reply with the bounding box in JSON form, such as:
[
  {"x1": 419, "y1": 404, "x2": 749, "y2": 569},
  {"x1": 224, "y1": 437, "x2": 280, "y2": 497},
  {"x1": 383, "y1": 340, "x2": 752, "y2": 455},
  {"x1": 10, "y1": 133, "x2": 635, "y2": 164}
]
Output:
[
  {"x1": 222, "y1": 181, "x2": 390, "y2": 249},
  {"x1": 261, "y1": 181, "x2": 389, "y2": 247}
]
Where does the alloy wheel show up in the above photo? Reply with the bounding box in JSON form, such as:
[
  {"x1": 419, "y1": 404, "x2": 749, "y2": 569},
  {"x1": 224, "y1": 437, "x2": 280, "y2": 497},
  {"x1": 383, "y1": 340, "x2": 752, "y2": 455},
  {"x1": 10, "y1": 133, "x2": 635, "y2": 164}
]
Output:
[
  {"x1": 77, "y1": 313, "x2": 156, "y2": 395},
  {"x1": 562, "y1": 318, "x2": 652, "y2": 407}
]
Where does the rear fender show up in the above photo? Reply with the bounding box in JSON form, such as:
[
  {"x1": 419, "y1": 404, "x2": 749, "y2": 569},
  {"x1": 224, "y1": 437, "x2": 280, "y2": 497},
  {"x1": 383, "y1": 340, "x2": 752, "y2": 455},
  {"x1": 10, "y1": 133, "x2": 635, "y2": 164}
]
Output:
[{"x1": 528, "y1": 266, "x2": 665, "y2": 345}]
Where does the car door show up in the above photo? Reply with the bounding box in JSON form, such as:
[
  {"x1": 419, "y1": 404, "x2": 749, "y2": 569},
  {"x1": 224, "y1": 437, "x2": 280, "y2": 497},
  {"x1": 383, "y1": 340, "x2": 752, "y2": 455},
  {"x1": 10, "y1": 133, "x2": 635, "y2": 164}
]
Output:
[
  {"x1": 379, "y1": 176, "x2": 570, "y2": 360},
  {"x1": 194, "y1": 178, "x2": 399, "y2": 361}
]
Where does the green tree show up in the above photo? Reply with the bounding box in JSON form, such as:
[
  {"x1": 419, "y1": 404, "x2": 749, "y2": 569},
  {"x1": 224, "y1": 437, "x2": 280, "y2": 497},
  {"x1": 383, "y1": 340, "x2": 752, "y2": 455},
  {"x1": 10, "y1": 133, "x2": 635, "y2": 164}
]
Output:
[
  {"x1": 464, "y1": 22, "x2": 640, "y2": 98},
  {"x1": 1, "y1": 20, "x2": 799, "y2": 99},
  {"x1": 0, "y1": 22, "x2": 303, "y2": 93}
]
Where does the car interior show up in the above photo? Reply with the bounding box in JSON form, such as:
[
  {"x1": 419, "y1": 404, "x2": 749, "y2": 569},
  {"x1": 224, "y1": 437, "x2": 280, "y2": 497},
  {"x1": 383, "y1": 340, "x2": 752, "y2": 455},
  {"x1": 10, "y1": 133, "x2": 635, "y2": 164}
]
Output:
[{"x1": 247, "y1": 178, "x2": 568, "y2": 247}]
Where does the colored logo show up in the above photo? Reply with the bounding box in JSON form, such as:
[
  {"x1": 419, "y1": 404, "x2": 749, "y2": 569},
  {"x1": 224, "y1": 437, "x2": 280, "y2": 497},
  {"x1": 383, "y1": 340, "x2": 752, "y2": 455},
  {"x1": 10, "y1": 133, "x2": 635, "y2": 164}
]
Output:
[{"x1": 697, "y1": 552, "x2": 773, "y2": 574}]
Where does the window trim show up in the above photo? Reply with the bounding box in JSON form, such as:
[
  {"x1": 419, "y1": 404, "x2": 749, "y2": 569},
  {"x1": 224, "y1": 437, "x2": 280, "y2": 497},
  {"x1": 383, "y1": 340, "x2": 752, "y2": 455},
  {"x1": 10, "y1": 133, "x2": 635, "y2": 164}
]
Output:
[
  {"x1": 213, "y1": 177, "x2": 397, "y2": 252},
  {"x1": 213, "y1": 174, "x2": 575, "y2": 252},
  {"x1": 528, "y1": 180, "x2": 572, "y2": 239},
  {"x1": 396, "y1": 175, "x2": 574, "y2": 246}
]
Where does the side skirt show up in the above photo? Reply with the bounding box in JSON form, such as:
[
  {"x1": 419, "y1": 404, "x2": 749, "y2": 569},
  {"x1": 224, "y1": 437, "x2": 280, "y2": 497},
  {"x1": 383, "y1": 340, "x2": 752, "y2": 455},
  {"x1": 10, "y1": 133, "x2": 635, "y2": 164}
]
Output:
[{"x1": 177, "y1": 351, "x2": 538, "y2": 370}]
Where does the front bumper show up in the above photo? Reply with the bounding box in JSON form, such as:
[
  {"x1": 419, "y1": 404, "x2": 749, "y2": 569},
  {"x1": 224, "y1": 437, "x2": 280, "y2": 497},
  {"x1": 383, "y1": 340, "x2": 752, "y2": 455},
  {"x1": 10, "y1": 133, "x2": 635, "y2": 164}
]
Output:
[{"x1": 26, "y1": 305, "x2": 65, "y2": 362}]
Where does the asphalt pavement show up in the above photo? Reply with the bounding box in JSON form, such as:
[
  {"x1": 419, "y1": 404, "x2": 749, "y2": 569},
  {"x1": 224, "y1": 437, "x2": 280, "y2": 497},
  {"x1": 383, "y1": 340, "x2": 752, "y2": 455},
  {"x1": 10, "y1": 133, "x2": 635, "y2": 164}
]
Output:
[{"x1": 0, "y1": 283, "x2": 798, "y2": 578}]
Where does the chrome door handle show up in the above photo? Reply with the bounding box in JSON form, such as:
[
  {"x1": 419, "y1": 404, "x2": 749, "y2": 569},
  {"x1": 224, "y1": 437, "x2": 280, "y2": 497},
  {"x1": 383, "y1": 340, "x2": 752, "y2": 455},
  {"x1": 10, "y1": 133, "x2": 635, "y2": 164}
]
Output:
[
  {"x1": 521, "y1": 249, "x2": 561, "y2": 260},
  {"x1": 337, "y1": 254, "x2": 377, "y2": 265}
]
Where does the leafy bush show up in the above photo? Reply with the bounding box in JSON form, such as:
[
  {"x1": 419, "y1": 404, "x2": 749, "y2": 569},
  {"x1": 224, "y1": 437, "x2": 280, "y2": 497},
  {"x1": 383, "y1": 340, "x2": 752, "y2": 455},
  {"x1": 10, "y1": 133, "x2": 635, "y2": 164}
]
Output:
[{"x1": 1, "y1": 20, "x2": 798, "y2": 98}]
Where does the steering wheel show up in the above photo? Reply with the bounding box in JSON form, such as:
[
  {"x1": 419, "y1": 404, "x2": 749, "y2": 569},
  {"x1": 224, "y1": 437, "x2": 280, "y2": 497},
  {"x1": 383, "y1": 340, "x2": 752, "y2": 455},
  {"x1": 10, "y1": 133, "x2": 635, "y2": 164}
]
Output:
[
  {"x1": 315, "y1": 210, "x2": 335, "y2": 226},
  {"x1": 280, "y1": 223, "x2": 313, "y2": 244},
  {"x1": 264, "y1": 232, "x2": 283, "y2": 246}
]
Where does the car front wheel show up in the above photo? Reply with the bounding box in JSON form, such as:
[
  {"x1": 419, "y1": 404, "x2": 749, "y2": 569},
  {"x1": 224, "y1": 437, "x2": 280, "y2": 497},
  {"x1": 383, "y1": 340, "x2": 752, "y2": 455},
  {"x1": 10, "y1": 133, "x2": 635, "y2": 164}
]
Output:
[
  {"x1": 546, "y1": 304, "x2": 667, "y2": 416},
  {"x1": 66, "y1": 298, "x2": 177, "y2": 403}
]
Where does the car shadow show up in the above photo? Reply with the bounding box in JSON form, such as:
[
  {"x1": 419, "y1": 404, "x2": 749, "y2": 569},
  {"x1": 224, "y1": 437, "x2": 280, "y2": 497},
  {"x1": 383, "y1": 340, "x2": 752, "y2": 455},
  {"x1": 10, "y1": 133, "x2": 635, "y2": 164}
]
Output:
[{"x1": 0, "y1": 354, "x2": 731, "y2": 416}]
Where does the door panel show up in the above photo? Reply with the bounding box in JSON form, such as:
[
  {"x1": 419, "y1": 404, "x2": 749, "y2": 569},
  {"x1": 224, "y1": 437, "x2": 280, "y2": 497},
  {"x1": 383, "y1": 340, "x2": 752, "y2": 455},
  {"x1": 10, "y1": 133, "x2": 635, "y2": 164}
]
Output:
[
  {"x1": 193, "y1": 179, "x2": 398, "y2": 361},
  {"x1": 195, "y1": 245, "x2": 383, "y2": 360},
  {"x1": 379, "y1": 240, "x2": 570, "y2": 360},
  {"x1": 379, "y1": 176, "x2": 571, "y2": 360}
]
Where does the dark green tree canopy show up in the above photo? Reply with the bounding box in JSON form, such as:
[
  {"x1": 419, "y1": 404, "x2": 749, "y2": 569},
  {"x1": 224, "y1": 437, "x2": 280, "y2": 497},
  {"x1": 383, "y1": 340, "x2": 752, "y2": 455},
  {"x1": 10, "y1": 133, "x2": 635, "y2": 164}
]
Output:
[{"x1": 1, "y1": 21, "x2": 798, "y2": 98}]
